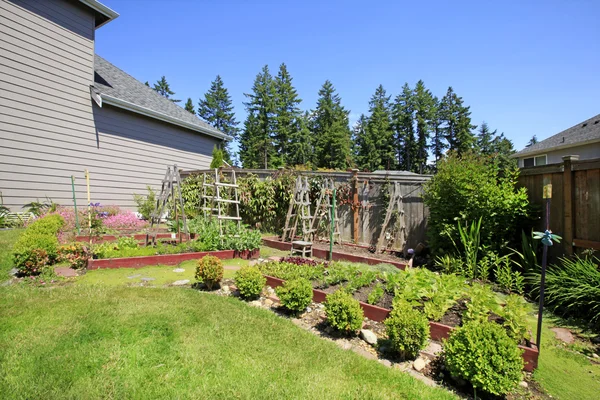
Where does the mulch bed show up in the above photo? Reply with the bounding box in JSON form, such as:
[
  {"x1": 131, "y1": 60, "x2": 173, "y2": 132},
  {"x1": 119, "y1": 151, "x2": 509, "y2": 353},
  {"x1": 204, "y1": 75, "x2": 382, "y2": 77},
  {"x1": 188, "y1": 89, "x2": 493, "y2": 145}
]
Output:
[{"x1": 311, "y1": 241, "x2": 409, "y2": 264}]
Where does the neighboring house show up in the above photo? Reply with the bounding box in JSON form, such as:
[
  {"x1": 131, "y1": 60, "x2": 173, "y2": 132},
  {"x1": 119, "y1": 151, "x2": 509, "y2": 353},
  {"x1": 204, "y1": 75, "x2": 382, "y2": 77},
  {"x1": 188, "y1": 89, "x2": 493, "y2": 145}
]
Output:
[
  {"x1": 513, "y1": 113, "x2": 600, "y2": 167},
  {"x1": 0, "y1": 0, "x2": 229, "y2": 211}
]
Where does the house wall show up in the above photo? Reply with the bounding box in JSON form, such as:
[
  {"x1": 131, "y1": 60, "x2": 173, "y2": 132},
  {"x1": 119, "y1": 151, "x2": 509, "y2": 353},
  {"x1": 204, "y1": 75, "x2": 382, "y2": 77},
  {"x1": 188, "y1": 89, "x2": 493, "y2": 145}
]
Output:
[
  {"x1": 0, "y1": 0, "x2": 219, "y2": 211},
  {"x1": 518, "y1": 142, "x2": 600, "y2": 167}
]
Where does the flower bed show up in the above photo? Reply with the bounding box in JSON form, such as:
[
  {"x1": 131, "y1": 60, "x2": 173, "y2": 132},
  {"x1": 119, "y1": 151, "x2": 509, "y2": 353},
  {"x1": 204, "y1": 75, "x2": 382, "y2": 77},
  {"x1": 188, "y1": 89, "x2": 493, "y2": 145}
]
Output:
[
  {"x1": 258, "y1": 259, "x2": 539, "y2": 371},
  {"x1": 88, "y1": 250, "x2": 237, "y2": 269}
]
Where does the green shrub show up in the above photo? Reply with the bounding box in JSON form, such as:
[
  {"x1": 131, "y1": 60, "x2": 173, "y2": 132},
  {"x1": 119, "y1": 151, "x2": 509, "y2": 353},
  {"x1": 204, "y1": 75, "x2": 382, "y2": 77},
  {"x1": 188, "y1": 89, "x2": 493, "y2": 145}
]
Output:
[
  {"x1": 133, "y1": 186, "x2": 156, "y2": 220},
  {"x1": 500, "y1": 294, "x2": 530, "y2": 342},
  {"x1": 495, "y1": 256, "x2": 524, "y2": 294},
  {"x1": 26, "y1": 214, "x2": 65, "y2": 236},
  {"x1": 464, "y1": 284, "x2": 500, "y2": 323},
  {"x1": 12, "y1": 233, "x2": 59, "y2": 274},
  {"x1": 195, "y1": 255, "x2": 224, "y2": 290},
  {"x1": 276, "y1": 278, "x2": 313, "y2": 313},
  {"x1": 117, "y1": 236, "x2": 139, "y2": 249},
  {"x1": 528, "y1": 255, "x2": 600, "y2": 324},
  {"x1": 58, "y1": 243, "x2": 90, "y2": 269},
  {"x1": 17, "y1": 248, "x2": 50, "y2": 276},
  {"x1": 434, "y1": 254, "x2": 463, "y2": 274},
  {"x1": 385, "y1": 300, "x2": 429, "y2": 359},
  {"x1": 444, "y1": 320, "x2": 523, "y2": 396},
  {"x1": 367, "y1": 283, "x2": 384, "y2": 305},
  {"x1": 324, "y1": 290, "x2": 364, "y2": 333},
  {"x1": 423, "y1": 152, "x2": 531, "y2": 256},
  {"x1": 258, "y1": 260, "x2": 325, "y2": 281},
  {"x1": 210, "y1": 146, "x2": 224, "y2": 168},
  {"x1": 235, "y1": 266, "x2": 266, "y2": 299}
]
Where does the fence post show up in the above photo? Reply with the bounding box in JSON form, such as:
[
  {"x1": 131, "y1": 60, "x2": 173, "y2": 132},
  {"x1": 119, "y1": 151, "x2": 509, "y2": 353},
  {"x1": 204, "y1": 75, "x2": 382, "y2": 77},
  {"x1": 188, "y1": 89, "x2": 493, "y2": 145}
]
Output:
[
  {"x1": 562, "y1": 155, "x2": 578, "y2": 256},
  {"x1": 351, "y1": 169, "x2": 359, "y2": 244}
]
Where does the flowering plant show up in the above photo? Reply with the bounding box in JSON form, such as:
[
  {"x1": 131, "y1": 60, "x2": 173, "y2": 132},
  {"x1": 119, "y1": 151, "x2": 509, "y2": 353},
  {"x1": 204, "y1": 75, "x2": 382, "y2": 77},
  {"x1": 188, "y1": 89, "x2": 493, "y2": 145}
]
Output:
[{"x1": 58, "y1": 243, "x2": 90, "y2": 269}]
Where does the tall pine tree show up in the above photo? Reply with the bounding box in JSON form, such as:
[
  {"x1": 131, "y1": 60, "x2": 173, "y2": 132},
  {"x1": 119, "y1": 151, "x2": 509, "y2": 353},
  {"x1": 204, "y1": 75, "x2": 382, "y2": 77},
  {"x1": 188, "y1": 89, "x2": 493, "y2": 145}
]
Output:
[
  {"x1": 184, "y1": 98, "x2": 195, "y2": 114},
  {"x1": 152, "y1": 76, "x2": 180, "y2": 102},
  {"x1": 361, "y1": 85, "x2": 395, "y2": 170},
  {"x1": 429, "y1": 96, "x2": 446, "y2": 166},
  {"x1": 439, "y1": 87, "x2": 476, "y2": 155},
  {"x1": 311, "y1": 80, "x2": 352, "y2": 170},
  {"x1": 288, "y1": 111, "x2": 315, "y2": 167},
  {"x1": 198, "y1": 75, "x2": 239, "y2": 162},
  {"x1": 239, "y1": 66, "x2": 276, "y2": 169},
  {"x1": 392, "y1": 83, "x2": 416, "y2": 171},
  {"x1": 273, "y1": 63, "x2": 302, "y2": 167},
  {"x1": 353, "y1": 114, "x2": 373, "y2": 170},
  {"x1": 413, "y1": 80, "x2": 436, "y2": 173},
  {"x1": 476, "y1": 121, "x2": 516, "y2": 170}
]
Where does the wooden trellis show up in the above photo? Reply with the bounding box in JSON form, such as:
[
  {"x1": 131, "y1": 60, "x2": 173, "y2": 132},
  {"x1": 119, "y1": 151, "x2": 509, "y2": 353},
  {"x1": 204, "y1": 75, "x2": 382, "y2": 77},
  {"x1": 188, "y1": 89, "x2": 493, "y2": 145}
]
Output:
[
  {"x1": 311, "y1": 178, "x2": 341, "y2": 243},
  {"x1": 376, "y1": 181, "x2": 406, "y2": 252},
  {"x1": 201, "y1": 168, "x2": 241, "y2": 240},
  {"x1": 281, "y1": 176, "x2": 314, "y2": 242}
]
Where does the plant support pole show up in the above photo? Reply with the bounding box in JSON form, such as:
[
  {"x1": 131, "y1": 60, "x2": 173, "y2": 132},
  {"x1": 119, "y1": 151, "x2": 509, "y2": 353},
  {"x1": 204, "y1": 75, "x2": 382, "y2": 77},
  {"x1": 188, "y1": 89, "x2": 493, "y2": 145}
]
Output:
[
  {"x1": 85, "y1": 169, "x2": 91, "y2": 237},
  {"x1": 71, "y1": 175, "x2": 80, "y2": 234},
  {"x1": 536, "y1": 182, "x2": 552, "y2": 352},
  {"x1": 329, "y1": 188, "x2": 336, "y2": 261}
]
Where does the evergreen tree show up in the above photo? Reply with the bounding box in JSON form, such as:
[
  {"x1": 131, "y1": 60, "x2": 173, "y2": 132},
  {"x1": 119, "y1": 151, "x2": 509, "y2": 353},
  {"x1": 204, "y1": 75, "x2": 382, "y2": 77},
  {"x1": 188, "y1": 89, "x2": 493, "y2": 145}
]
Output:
[
  {"x1": 273, "y1": 63, "x2": 302, "y2": 166},
  {"x1": 362, "y1": 85, "x2": 395, "y2": 170},
  {"x1": 239, "y1": 66, "x2": 276, "y2": 169},
  {"x1": 152, "y1": 76, "x2": 180, "y2": 102},
  {"x1": 526, "y1": 135, "x2": 538, "y2": 147},
  {"x1": 210, "y1": 145, "x2": 224, "y2": 168},
  {"x1": 413, "y1": 80, "x2": 437, "y2": 173},
  {"x1": 288, "y1": 111, "x2": 315, "y2": 167},
  {"x1": 392, "y1": 83, "x2": 416, "y2": 171},
  {"x1": 198, "y1": 75, "x2": 239, "y2": 162},
  {"x1": 311, "y1": 80, "x2": 352, "y2": 170},
  {"x1": 438, "y1": 86, "x2": 476, "y2": 155},
  {"x1": 144, "y1": 81, "x2": 150, "y2": 87},
  {"x1": 429, "y1": 96, "x2": 446, "y2": 166},
  {"x1": 184, "y1": 98, "x2": 195, "y2": 114},
  {"x1": 476, "y1": 121, "x2": 516, "y2": 170},
  {"x1": 353, "y1": 114, "x2": 373, "y2": 170},
  {"x1": 476, "y1": 121, "x2": 496, "y2": 155}
]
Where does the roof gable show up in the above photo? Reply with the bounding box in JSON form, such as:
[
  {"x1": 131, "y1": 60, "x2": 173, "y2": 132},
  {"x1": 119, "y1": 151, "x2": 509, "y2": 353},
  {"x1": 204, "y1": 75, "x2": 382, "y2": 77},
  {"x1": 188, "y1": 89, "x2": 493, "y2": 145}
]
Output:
[{"x1": 514, "y1": 113, "x2": 600, "y2": 157}]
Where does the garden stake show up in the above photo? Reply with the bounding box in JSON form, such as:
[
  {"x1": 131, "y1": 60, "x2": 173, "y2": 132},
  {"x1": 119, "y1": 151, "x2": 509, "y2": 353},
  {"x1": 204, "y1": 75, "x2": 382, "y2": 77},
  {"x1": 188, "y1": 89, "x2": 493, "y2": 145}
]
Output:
[
  {"x1": 329, "y1": 188, "x2": 336, "y2": 261},
  {"x1": 534, "y1": 182, "x2": 561, "y2": 352},
  {"x1": 85, "y1": 169, "x2": 91, "y2": 242},
  {"x1": 71, "y1": 175, "x2": 80, "y2": 234}
]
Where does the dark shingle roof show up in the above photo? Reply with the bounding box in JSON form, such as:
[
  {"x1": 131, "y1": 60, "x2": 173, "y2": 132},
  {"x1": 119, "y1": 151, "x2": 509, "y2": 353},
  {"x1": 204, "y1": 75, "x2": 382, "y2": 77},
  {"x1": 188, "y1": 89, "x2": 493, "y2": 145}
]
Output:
[
  {"x1": 514, "y1": 113, "x2": 600, "y2": 157},
  {"x1": 93, "y1": 55, "x2": 228, "y2": 140}
]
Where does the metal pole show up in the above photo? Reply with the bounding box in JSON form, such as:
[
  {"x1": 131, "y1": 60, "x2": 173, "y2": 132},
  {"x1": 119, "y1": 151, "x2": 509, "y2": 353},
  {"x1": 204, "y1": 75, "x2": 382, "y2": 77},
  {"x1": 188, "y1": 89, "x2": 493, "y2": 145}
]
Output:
[
  {"x1": 535, "y1": 183, "x2": 552, "y2": 352},
  {"x1": 71, "y1": 176, "x2": 80, "y2": 234},
  {"x1": 329, "y1": 188, "x2": 336, "y2": 261}
]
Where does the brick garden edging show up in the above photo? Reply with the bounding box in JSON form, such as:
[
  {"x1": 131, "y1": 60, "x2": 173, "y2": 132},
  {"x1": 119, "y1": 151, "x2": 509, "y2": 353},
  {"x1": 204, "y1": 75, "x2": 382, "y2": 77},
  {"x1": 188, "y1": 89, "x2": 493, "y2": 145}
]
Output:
[
  {"x1": 262, "y1": 237, "x2": 407, "y2": 270},
  {"x1": 87, "y1": 248, "x2": 259, "y2": 270},
  {"x1": 263, "y1": 274, "x2": 539, "y2": 371}
]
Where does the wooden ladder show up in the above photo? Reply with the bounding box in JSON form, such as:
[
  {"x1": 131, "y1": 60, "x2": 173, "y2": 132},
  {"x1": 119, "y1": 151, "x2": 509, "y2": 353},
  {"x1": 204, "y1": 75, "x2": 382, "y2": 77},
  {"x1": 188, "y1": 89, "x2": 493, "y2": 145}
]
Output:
[
  {"x1": 376, "y1": 181, "x2": 406, "y2": 252},
  {"x1": 202, "y1": 168, "x2": 241, "y2": 241},
  {"x1": 311, "y1": 178, "x2": 341, "y2": 243},
  {"x1": 146, "y1": 164, "x2": 188, "y2": 245},
  {"x1": 281, "y1": 176, "x2": 315, "y2": 242}
]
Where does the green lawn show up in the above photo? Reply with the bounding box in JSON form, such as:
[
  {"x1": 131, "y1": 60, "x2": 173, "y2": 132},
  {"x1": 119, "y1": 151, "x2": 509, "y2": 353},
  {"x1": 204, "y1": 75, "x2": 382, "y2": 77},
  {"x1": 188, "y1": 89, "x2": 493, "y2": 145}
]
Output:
[{"x1": 0, "y1": 286, "x2": 455, "y2": 399}]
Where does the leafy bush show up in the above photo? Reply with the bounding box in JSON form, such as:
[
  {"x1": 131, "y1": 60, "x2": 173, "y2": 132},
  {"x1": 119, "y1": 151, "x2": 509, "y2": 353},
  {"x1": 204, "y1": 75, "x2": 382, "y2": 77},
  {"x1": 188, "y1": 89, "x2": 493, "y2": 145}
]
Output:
[
  {"x1": 210, "y1": 145, "x2": 224, "y2": 168},
  {"x1": 367, "y1": 283, "x2": 384, "y2": 305},
  {"x1": 385, "y1": 299, "x2": 430, "y2": 359},
  {"x1": 464, "y1": 284, "x2": 500, "y2": 323},
  {"x1": 528, "y1": 255, "x2": 600, "y2": 324},
  {"x1": 195, "y1": 255, "x2": 224, "y2": 290},
  {"x1": 235, "y1": 266, "x2": 266, "y2": 299},
  {"x1": 12, "y1": 233, "x2": 59, "y2": 274},
  {"x1": 26, "y1": 214, "x2": 65, "y2": 236},
  {"x1": 117, "y1": 236, "x2": 139, "y2": 249},
  {"x1": 500, "y1": 294, "x2": 530, "y2": 342},
  {"x1": 423, "y1": 151, "x2": 531, "y2": 256},
  {"x1": 58, "y1": 243, "x2": 90, "y2": 269},
  {"x1": 495, "y1": 256, "x2": 524, "y2": 294},
  {"x1": 133, "y1": 186, "x2": 157, "y2": 220},
  {"x1": 22, "y1": 197, "x2": 58, "y2": 217},
  {"x1": 422, "y1": 274, "x2": 465, "y2": 321},
  {"x1": 17, "y1": 248, "x2": 49, "y2": 276},
  {"x1": 444, "y1": 320, "x2": 523, "y2": 396},
  {"x1": 276, "y1": 278, "x2": 313, "y2": 313},
  {"x1": 434, "y1": 254, "x2": 463, "y2": 274},
  {"x1": 324, "y1": 289, "x2": 364, "y2": 333}
]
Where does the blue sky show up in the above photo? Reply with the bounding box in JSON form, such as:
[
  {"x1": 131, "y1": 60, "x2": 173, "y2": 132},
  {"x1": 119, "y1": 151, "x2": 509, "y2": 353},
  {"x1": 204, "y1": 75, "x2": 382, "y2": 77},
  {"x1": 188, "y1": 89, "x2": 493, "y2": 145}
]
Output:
[{"x1": 96, "y1": 0, "x2": 600, "y2": 152}]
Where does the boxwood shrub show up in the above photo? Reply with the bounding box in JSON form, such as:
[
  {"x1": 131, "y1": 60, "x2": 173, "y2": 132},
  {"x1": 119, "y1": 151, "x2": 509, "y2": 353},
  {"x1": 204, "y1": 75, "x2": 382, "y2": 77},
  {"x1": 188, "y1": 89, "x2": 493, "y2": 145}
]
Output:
[
  {"x1": 195, "y1": 255, "x2": 223, "y2": 290},
  {"x1": 276, "y1": 278, "x2": 313, "y2": 313},
  {"x1": 385, "y1": 299, "x2": 430, "y2": 359},
  {"x1": 12, "y1": 233, "x2": 59, "y2": 275},
  {"x1": 324, "y1": 289, "x2": 364, "y2": 333},
  {"x1": 235, "y1": 266, "x2": 266, "y2": 299}
]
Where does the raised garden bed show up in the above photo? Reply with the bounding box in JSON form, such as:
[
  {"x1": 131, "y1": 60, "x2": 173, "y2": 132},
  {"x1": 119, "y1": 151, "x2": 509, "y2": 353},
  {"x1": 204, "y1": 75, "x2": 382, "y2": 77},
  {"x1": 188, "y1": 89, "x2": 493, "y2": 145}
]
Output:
[
  {"x1": 88, "y1": 250, "x2": 236, "y2": 269},
  {"x1": 75, "y1": 233, "x2": 190, "y2": 243},
  {"x1": 262, "y1": 237, "x2": 407, "y2": 270},
  {"x1": 262, "y1": 273, "x2": 538, "y2": 372}
]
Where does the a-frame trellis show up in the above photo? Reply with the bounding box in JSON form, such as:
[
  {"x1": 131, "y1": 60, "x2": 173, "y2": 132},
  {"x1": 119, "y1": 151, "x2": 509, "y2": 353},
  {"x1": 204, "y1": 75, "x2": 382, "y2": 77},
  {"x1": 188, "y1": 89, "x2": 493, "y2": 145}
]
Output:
[
  {"x1": 281, "y1": 176, "x2": 314, "y2": 242},
  {"x1": 376, "y1": 181, "x2": 406, "y2": 252},
  {"x1": 146, "y1": 164, "x2": 187, "y2": 245},
  {"x1": 311, "y1": 177, "x2": 341, "y2": 243},
  {"x1": 201, "y1": 168, "x2": 241, "y2": 240}
]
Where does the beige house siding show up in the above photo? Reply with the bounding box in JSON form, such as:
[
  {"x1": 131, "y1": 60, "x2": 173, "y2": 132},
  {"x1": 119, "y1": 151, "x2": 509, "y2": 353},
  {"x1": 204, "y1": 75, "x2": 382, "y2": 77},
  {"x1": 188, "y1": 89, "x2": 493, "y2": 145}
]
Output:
[
  {"x1": 518, "y1": 142, "x2": 600, "y2": 167},
  {"x1": 0, "y1": 0, "x2": 219, "y2": 211}
]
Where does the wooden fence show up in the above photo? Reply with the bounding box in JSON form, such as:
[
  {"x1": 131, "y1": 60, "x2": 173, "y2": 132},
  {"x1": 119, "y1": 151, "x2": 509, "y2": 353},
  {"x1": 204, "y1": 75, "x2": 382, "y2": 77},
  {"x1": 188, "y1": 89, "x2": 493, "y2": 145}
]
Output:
[
  {"x1": 517, "y1": 156, "x2": 600, "y2": 257},
  {"x1": 182, "y1": 168, "x2": 431, "y2": 251}
]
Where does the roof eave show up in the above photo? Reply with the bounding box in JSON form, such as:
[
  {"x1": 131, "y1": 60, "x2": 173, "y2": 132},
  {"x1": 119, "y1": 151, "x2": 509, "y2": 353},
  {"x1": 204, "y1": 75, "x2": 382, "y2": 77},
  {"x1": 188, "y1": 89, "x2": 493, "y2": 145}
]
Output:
[
  {"x1": 99, "y1": 94, "x2": 231, "y2": 141},
  {"x1": 512, "y1": 137, "x2": 600, "y2": 158},
  {"x1": 78, "y1": 0, "x2": 119, "y2": 29}
]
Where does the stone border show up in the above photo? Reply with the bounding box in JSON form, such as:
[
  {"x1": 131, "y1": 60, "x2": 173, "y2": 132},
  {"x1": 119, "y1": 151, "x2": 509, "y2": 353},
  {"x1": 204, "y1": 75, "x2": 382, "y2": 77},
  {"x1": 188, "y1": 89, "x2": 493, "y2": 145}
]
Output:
[
  {"x1": 263, "y1": 274, "x2": 539, "y2": 371},
  {"x1": 262, "y1": 237, "x2": 407, "y2": 270}
]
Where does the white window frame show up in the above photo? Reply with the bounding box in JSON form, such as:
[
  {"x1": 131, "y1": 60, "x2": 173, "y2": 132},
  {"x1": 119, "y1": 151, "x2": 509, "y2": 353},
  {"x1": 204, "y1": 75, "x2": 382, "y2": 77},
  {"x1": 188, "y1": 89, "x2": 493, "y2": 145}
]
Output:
[{"x1": 523, "y1": 154, "x2": 547, "y2": 167}]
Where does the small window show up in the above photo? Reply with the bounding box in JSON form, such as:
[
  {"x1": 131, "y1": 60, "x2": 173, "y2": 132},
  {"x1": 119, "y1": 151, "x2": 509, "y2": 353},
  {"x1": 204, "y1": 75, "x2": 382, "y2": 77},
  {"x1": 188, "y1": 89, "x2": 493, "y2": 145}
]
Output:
[
  {"x1": 534, "y1": 155, "x2": 547, "y2": 166},
  {"x1": 523, "y1": 158, "x2": 535, "y2": 167}
]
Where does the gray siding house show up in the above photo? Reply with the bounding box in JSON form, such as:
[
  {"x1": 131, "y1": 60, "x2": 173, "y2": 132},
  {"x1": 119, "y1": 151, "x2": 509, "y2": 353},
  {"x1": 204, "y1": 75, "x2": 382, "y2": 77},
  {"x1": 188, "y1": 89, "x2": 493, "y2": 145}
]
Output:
[
  {"x1": 0, "y1": 0, "x2": 228, "y2": 211},
  {"x1": 513, "y1": 113, "x2": 600, "y2": 167}
]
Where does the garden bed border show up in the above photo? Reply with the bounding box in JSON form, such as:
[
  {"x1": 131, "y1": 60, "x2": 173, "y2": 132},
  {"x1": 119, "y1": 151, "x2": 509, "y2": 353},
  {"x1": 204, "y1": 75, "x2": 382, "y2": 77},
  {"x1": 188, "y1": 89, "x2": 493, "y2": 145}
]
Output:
[
  {"x1": 75, "y1": 233, "x2": 190, "y2": 243},
  {"x1": 262, "y1": 237, "x2": 407, "y2": 270},
  {"x1": 263, "y1": 275, "x2": 538, "y2": 371}
]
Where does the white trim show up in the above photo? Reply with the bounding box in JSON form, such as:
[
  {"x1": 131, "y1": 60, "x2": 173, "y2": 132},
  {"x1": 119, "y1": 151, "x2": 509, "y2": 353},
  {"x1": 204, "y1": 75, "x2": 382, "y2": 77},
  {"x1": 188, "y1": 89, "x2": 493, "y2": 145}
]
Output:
[
  {"x1": 512, "y1": 137, "x2": 600, "y2": 158},
  {"x1": 99, "y1": 94, "x2": 231, "y2": 141},
  {"x1": 78, "y1": 0, "x2": 119, "y2": 29}
]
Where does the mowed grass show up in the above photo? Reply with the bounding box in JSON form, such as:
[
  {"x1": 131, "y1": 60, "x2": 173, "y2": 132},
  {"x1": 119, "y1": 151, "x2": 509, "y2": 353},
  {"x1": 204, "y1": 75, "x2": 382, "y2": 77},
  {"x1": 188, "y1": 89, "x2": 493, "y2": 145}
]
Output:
[
  {"x1": 0, "y1": 285, "x2": 456, "y2": 400},
  {"x1": 0, "y1": 228, "x2": 23, "y2": 280}
]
